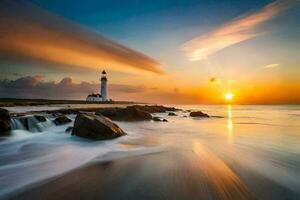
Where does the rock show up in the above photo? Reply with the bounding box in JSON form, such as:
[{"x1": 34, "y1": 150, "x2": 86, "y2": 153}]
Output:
[
  {"x1": 34, "y1": 115, "x2": 47, "y2": 122},
  {"x1": 168, "y1": 112, "x2": 177, "y2": 116},
  {"x1": 72, "y1": 113, "x2": 126, "y2": 140},
  {"x1": 152, "y1": 117, "x2": 168, "y2": 122},
  {"x1": 54, "y1": 115, "x2": 72, "y2": 125},
  {"x1": 65, "y1": 126, "x2": 73, "y2": 133},
  {"x1": 127, "y1": 105, "x2": 179, "y2": 113},
  {"x1": 152, "y1": 117, "x2": 161, "y2": 121},
  {"x1": 211, "y1": 115, "x2": 224, "y2": 118},
  {"x1": 190, "y1": 111, "x2": 209, "y2": 118},
  {"x1": 0, "y1": 108, "x2": 11, "y2": 135},
  {"x1": 96, "y1": 107, "x2": 152, "y2": 121}
]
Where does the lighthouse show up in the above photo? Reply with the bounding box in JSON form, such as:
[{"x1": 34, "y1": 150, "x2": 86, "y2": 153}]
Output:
[
  {"x1": 100, "y1": 70, "x2": 107, "y2": 101},
  {"x1": 86, "y1": 69, "x2": 109, "y2": 102}
]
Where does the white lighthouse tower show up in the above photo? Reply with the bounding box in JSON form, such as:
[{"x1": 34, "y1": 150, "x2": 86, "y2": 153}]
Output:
[{"x1": 100, "y1": 70, "x2": 107, "y2": 101}]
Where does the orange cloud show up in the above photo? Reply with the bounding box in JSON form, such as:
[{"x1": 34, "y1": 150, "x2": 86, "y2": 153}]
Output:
[
  {"x1": 181, "y1": 0, "x2": 293, "y2": 61},
  {"x1": 0, "y1": 1, "x2": 164, "y2": 75}
]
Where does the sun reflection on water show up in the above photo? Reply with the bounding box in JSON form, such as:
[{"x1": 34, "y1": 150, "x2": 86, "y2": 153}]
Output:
[
  {"x1": 227, "y1": 105, "x2": 234, "y2": 144},
  {"x1": 192, "y1": 141, "x2": 252, "y2": 200}
]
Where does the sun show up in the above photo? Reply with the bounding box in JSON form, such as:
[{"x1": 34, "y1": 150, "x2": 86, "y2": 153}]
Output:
[{"x1": 225, "y1": 93, "x2": 233, "y2": 101}]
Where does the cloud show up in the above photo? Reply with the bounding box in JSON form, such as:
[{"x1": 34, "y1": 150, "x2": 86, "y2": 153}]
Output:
[
  {"x1": 0, "y1": 0, "x2": 164, "y2": 75},
  {"x1": 263, "y1": 63, "x2": 280, "y2": 68},
  {"x1": 181, "y1": 0, "x2": 293, "y2": 61},
  {"x1": 209, "y1": 77, "x2": 221, "y2": 83},
  {"x1": 109, "y1": 84, "x2": 146, "y2": 93},
  {"x1": 0, "y1": 76, "x2": 146, "y2": 100}
]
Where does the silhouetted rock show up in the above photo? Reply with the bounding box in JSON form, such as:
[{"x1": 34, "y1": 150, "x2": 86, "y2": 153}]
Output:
[
  {"x1": 96, "y1": 107, "x2": 152, "y2": 121},
  {"x1": 152, "y1": 117, "x2": 168, "y2": 122},
  {"x1": 72, "y1": 113, "x2": 126, "y2": 140},
  {"x1": 128, "y1": 105, "x2": 179, "y2": 113},
  {"x1": 152, "y1": 117, "x2": 161, "y2": 121},
  {"x1": 190, "y1": 111, "x2": 209, "y2": 118},
  {"x1": 34, "y1": 115, "x2": 47, "y2": 122},
  {"x1": 54, "y1": 115, "x2": 72, "y2": 125},
  {"x1": 0, "y1": 108, "x2": 11, "y2": 135},
  {"x1": 211, "y1": 115, "x2": 224, "y2": 118},
  {"x1": 168, "y1": 112, "x2": 177, "y2": 116},
  {"x1": 65, "y1": 126, "x2": 73, "y2": 133}
]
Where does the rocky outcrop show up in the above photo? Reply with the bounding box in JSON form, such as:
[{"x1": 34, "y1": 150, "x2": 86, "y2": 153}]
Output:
[
  {"x1": 96, "y1": 107, "x2": 152, "y2": 121},
  {"x1": 128, "y1": 105, "x2": 179, "y2": 113},
  {"x1": 190, "y1": 111, "x2": 209, "y2": 118},
  {"x1": 152, "y1": 117, "x2": 168, "y2": 122},
  {"x1": 54, "y1": 115, "x2": 72, "y2": 125},
  {"x1": 168, "y1": 112, "x2": 177, "y2": 116},
  {"x1": 0, "y1": 108, "x2": 11, "y2": 135},
  {"x1": 34, "y1": 115, "x2": 47, "y2": 122},
  {"x1": 65, "y1": 126, "x2": 73, "y2": 133},
  {"x1": 72, "y1": 113, "x2": 126, "y2": 140}
]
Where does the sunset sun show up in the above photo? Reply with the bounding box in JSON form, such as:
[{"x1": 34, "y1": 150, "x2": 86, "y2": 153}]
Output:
[{"x1": 225, "y1": 93, "x2": 233, "y2": 101}]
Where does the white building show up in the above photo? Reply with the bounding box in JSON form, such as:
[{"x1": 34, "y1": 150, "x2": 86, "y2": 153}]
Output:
[
  {"x1": 86, "y1": 70, "x2": 108, "y2": 102},
  {"x1": 86, "y1": 93, "x2": 102, "y2": 102}
]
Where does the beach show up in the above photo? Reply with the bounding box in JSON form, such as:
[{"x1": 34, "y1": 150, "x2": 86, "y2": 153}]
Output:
[{"x1": 1, "y1": 105, "x2": 300, "y2": 200}]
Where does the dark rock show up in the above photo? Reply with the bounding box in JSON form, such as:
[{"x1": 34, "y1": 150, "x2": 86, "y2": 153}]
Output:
[
  {"x1": 152, "y1": 117, "x2": 161, "y2": 121},
  {"x1": 72, "y1": 113, "x2": 126, "y2": 140},
  {"x1": 54, "y1": 115, "x2": 72, "y2": 125},
  {"x1": 96, "y1": 107, "x2": 152, "y2": 121},
  {"x1": 18, "y1": 116, "x2": 48, "y2": 131},
  {"x1": 190, "y1": 111, "x2": 209, "y2": 118},
  {"x1": 0, "y1": 108, "x2": 11, "y2": 135},
  {"x1": 34, "y1": 115, "x2": 47, "y2": 122},
  {"x1": 65, "y1": 126, "x2": 73, "y2": 133},
  {"x1": 152, "y1": 117, "x2": 168, "y2": 122},
  {"x1": 168, "y1": 112, "x2": 177, "y2": 116},
  {"x1": 211, "y1": 115, "x2": 224, "y2": 118},
  {"x1": 127, "y1": 105, "x2": 180, "y2": 113}
]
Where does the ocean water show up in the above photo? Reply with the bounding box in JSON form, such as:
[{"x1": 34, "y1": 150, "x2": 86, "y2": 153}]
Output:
[{"x1": 1, "y1": 105, "x2": 300, "y2": 199}]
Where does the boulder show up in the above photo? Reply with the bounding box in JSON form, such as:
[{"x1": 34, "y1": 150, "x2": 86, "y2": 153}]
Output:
[
  {"x1": 152, "y1": 117, "x2": 168, "y2": 122},
  {"x1": 72, "y1": 113, "x2": 126, "y2": 140},
  {"x1": 96, "y1": 107, "x2": 152, "y2": 121},
  {"x1": 34, "y1": 115, "x2": 47, "y2": 122},
  {"x1": 54, "y1": 115, "x2": 72, "y2": 125},
  {"x1": 65, "y1": 126, "x2": 73, "y2": 133},
  {"x1": 168, "y1": 112, "x2": 177, "y2": 116},
  {"x1": 190, "y1": 111, "x2": 209, "y2": 118},
  {"x1": 0, "y1": 108, "x2": 11, "y2": 135},
  {"x1": 127, "y1": 105, "x2": 179, "y2": 113}
]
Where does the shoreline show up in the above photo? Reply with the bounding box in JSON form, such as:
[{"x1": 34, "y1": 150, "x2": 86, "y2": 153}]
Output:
[
  {"x1": 0, "y1": 105, "x2": 299, "y2": 199},
  {"x1": 0, "y1": 98, "x2": 141, "y2": 107},
  {"x1": 7, "y1": 149, "x2": 300, "y2": 200}
]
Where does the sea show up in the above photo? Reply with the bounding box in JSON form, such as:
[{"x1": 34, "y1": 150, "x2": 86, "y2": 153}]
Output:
[{"x1": 0, "y1": 105, "x2": 300, "y2": 199}]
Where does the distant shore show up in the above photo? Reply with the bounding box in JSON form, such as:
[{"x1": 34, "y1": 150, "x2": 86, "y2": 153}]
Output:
[{"x1": 0, "y1": 98, "x2": 141, "y2": 107}]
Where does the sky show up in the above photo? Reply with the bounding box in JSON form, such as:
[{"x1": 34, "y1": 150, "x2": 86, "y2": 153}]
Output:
[{"x1": 0, "y1": 0, "x2": 299, "y2": 104}]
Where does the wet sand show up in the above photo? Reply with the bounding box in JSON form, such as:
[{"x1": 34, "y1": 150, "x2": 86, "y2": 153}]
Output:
[{"x1": 9, "y1": 149, "x2": 300, "y2": 200}]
